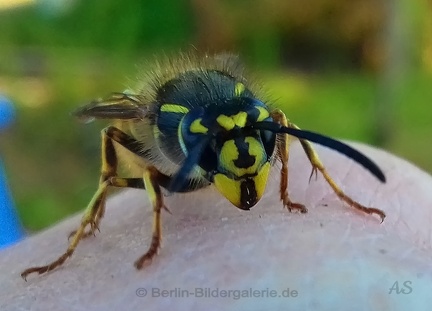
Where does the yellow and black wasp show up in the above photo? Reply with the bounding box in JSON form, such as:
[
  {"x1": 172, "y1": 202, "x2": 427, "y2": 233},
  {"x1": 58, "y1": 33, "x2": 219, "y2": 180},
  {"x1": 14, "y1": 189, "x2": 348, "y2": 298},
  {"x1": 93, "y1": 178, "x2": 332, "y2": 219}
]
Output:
[{"x1": 21, "y1": 53, "x2": 386, "y2": 279}]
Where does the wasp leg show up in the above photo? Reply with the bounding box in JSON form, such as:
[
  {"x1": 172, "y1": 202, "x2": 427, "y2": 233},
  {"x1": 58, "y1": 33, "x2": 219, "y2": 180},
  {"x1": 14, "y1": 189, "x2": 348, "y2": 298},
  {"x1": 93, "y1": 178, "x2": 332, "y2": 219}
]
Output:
[
  {"x1": 134, "y1": 166, "x2": 165, "y2": 269},
  {"x1": 95, "y1": 128, "x2": 167, "y2": 269},
  {"x1": 270, "y1": 109, "x2": 308, "y2": 213},
  {"x1": 21, "y1": 176, "x2": 146, "y2": 280},
  {"x1": 272, "y1": 109, "x2": 385, "y2": 221},
  {"x1": 67, "y1": 127, "x2": 123, "y2": 239},
  {"x1": 67, "y1": 178, "x2": 145, "y2": 240},
  {"x1": 292, "y1": 121, "x2": 385, "y2": 221},
  {"x1": 21, "y1": 127, "x2": 147, "y2": 280}
]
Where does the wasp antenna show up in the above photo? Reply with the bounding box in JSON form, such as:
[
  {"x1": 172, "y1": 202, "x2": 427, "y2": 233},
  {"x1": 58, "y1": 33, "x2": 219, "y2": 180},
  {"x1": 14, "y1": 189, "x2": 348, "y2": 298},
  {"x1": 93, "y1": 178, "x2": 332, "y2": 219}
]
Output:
[{"x1": 254, "y1": 121, "x2": 386, "y2": 183}]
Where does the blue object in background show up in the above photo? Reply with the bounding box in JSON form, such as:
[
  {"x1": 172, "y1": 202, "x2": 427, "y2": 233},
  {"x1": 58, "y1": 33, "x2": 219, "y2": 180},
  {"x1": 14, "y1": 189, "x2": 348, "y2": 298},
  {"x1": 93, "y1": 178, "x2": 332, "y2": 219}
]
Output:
[
  {"x1": 0, "y1": 160, "x2": 23, "y2": 248},
  {"x1": 0, "y1": 95, "x2": 23, "y2": 249},
  {"x1": 0, "y1": 95, "x2": 16, "y2": 130}
]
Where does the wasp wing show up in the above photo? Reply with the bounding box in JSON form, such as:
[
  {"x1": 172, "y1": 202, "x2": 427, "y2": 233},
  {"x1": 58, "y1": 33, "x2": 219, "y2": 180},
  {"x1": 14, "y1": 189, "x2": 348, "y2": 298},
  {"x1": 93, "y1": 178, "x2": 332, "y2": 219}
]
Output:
[{"x1": 73, "y1": 92, "x2": 148, "y2": 123}]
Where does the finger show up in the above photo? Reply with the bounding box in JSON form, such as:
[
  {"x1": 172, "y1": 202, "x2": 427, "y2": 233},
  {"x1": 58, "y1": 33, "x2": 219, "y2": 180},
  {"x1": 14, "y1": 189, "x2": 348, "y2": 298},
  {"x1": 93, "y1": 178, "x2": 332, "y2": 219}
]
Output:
[{"x1": 1, "y1": 143, "x2": 431, "y2": 310}]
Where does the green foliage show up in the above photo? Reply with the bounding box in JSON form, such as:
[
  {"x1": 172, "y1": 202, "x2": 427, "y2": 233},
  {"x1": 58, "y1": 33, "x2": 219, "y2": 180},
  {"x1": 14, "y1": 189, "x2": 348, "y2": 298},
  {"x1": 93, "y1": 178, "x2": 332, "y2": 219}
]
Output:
[
  {"x1": 0, "y1": 0, "x2": 430, "y2": 231},
  {"x1": 1, "y1": 50, "x2": 431, "y2": 231},
  {"x1": 0, "y1": 0, "x2": 194, "y2": 52}
]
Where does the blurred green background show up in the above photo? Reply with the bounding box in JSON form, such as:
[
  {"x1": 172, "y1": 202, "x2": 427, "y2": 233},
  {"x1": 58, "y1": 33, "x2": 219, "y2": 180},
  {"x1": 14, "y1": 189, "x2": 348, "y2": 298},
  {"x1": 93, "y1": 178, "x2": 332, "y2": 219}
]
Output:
[{"x1": 0, "y1": 0, "x2": 431, "y2": 231}]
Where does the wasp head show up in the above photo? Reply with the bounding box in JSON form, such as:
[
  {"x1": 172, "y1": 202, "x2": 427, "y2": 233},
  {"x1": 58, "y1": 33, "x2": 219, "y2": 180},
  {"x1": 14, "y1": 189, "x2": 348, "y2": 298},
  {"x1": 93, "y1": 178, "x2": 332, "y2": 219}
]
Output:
[{"x1": 172, "y1": 98, "x2": 276, "y2": 210}]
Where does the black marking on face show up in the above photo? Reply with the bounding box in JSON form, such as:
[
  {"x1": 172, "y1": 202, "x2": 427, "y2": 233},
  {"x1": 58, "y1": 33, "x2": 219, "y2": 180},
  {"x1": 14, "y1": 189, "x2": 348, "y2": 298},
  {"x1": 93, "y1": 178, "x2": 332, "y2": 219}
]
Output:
[{"x1": 233, "y1": 137, "x2": 256, "y2": 169}]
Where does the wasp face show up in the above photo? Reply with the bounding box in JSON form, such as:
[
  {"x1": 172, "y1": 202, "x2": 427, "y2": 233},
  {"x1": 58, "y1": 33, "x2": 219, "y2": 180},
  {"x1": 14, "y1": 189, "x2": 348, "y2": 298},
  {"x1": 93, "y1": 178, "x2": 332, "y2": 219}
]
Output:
[
  {"x1": 178, "y1": 97, "x2": 276, "y2": 210},
  {"x1": 213, "y1": 131, "x2": 272, "y2": 210}
]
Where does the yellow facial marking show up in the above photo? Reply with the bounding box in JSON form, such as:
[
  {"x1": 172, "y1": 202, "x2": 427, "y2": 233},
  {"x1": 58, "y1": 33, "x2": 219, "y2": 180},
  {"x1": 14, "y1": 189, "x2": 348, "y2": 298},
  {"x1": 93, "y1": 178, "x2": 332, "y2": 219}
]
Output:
[
  {"x1": 216, "y1": 115, "x2": 235, "y2": 131},
  {"x1": 219, "y1": 137, "x2": 265, "y2": 177},
  {"x1": 190, "y1": 118, "x2": 208, "y2": 134},
  {"x1": 234, "y1": 82, "x2": 246, "y2": 97},
  {"x1": 256, "y1": 106, "x2": 270, "y2": 121},
  {"x1": 253, "y1": 162, "x2": 270, "y2": 200},
  {"x1": 219, "y1": 139, "x2": 239, "y2": 169},
  {"x1": 232, "y1": 111, "x2": 247, "y2": 128},
  {"x1": 216, "y1": 112, "x2": 248, "y2": 131},
  {"x1": 214, "y1": 173, "x2": 241, "y2": 207},
  {"x1": 213, "y1": 162, "x2": 271, "y2": 209},
  {"x1": 160, "y1": 104, "x2": 189, "y2": 114}
]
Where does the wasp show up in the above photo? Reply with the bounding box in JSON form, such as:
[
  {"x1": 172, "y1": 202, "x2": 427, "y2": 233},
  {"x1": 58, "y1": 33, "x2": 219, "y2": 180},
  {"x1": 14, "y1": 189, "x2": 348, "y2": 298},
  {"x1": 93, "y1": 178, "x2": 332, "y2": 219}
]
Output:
[{"x1": 21, "y1": 53, "x2": 386, "y2": 280}]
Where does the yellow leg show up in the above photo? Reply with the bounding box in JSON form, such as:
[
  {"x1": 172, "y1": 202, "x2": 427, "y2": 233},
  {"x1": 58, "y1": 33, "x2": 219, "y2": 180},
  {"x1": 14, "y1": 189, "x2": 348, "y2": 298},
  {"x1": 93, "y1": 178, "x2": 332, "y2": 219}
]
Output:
[
  {"x1": 271, "y1": 109, "x2": 308, "y2": 213},
  {"x1": 21, "y1": 127, "x2": 148, "y2": 280},
  {"x1": 134, "y1": 166, "x2": 165, "y2": 269},
  {"x1": 271, "y1": 109, "x2": 385, "y2": 222},
  {"x1": 68, "y1": 129, "x2": 117, "y2": 239},
  {"x1": 21, "y1": 179, "x2": 110, "y2": 280}
]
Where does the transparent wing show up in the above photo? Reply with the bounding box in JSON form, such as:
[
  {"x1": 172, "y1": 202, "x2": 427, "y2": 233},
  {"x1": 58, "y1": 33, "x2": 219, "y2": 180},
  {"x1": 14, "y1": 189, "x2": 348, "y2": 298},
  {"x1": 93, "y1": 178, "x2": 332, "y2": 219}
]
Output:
[{"x1": 73, "y1": 92, "x2": 148, "y2": 123}]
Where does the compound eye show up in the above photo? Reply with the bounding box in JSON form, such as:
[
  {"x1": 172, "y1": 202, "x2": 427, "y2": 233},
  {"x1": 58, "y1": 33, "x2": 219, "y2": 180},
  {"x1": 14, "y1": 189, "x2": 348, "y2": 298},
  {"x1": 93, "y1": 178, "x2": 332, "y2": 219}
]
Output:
[
  {"x1": 260, "y1": 129, "x2": 276, "y2": 159},
  {"x1": 198, "y1": 144, "x2": 218, "y2": 174}
]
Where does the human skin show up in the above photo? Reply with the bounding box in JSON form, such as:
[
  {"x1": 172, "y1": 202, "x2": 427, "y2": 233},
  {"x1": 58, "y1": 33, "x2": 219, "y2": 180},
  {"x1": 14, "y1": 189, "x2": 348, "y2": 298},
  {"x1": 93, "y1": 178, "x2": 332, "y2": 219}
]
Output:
[{"x1": 0, "y1": 142, "x2": 431, "y2": 311}]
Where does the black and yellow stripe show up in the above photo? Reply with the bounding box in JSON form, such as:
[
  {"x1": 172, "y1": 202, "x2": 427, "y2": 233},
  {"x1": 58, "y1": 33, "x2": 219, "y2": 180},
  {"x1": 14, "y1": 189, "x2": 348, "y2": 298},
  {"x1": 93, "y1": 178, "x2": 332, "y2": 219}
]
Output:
[{"x1": 21, "y1": 53, "x2": 386, "y2": 280}]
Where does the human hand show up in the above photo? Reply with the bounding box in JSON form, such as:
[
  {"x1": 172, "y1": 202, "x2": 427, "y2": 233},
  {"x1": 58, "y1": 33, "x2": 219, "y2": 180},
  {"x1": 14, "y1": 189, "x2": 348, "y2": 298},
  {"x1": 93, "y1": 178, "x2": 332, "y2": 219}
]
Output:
[{"x1": 0, "y1": 142, "x2": 431, "y2": 311}]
